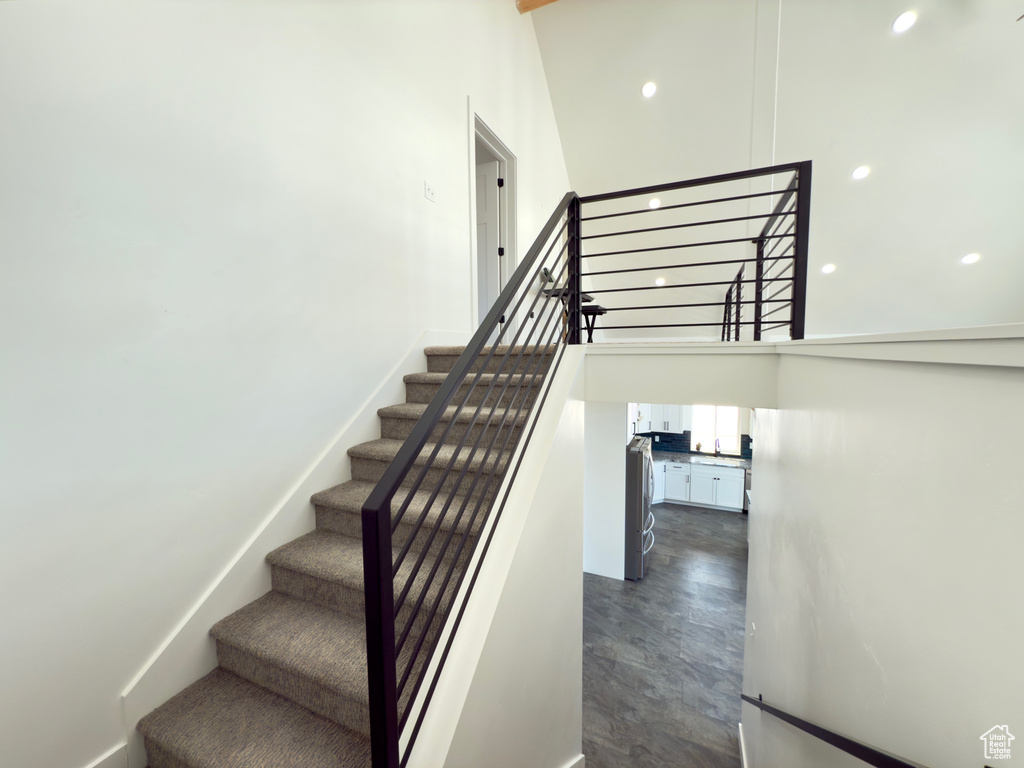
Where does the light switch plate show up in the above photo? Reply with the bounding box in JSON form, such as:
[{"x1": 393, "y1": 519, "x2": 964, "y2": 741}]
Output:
[{"x1": 424, "y1": 181, "x2": 436, "y2": 202}]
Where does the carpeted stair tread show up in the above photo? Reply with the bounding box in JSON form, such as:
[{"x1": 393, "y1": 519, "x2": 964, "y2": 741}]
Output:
[
  {"x1": 137, "y1": 668, "x2": 370, "y2": 768},
  {"x1": 402, "y1": 371, "x2": 541, "y2": 386},
  {"x1": 311, "y1": 479, "x2": 481, "y2": 534},
  {"x1": 378, "y1": 401, "x2": 528, "y2": 426},
  {"x1": 423, "y1": 344, "x2": 555, "y2": 356},
  {"x1": 211, "y1": 592, "x2": 369, "y2": 699},
  {"x1": 266, "y1": 529, "x2": 467, "y2": 617},
  {"x1": 347, "y1": 438, "x2": 510, "y2": 474}
]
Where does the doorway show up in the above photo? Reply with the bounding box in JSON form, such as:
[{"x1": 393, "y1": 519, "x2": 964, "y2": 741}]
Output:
[{"x1": 472, "y1": 117, "x2": 517, "y2": 341}]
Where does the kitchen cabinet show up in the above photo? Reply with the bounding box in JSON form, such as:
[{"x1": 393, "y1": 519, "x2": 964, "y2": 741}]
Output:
[
  {"x1": 689, "y1": 464, "x2": 745, "y2": 510},
  {"x1": 632, "y1": 402, "x2": 652, "y2": 434},
  {"x1": 647, "y1": 403, "x2": 679, "y2": 434},
  {"x1": 665, "y1": 463, "x2": 690, "y2": 502},
  {"x1": 653, "y1": 461, "x2": 665, "y2": 503},
  {"x1": 649, "y1": 404, "x2": 688, "y2": 433}
]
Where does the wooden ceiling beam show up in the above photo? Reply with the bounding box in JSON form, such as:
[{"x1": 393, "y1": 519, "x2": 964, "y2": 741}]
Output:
[{"x1": 517, "y1": 0, "x2": 562, "y2": 14}]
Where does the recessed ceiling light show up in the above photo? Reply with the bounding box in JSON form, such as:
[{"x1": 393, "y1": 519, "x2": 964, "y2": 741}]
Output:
[
  {"x1": 892, "y1": 11, "x2": 917, "y2": 34},
  {"x1": 649, "y1": 198, "x2": 661, "y2": 209},
  {"x1": 852, "y1": 166, "x2": 871, "y2": 180},
  {"x1": 642, "y1": 81, "x2": 657, "y2": 98},
  {"x1": 655, "y1": 277, "x2": 666, "y2": 286},
  {"x1": 961, "y1": 252, "x2": 981, "y2": 264},
  {"x1": 821, "y1": 264, "x2": 836, "y2": 274}
]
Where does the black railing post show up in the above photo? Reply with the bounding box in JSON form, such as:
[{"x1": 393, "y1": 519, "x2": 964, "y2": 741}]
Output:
[
  {"x1": 362, "y1": 499, "x2": 399, "y2": 768},
  {"x1": 753, "y1": 238, "x2": 765, "y2": 341},
  {"x1": 734, "y1": 268, "x2": 743, "y2": 341},
  {"x1": 791, "y1": 160, "x2": 812, "y2": 340},
  {"x1": 721, "y1": 286, "x2": 732, "y2": 342},
  {"x1": 567, "y1": 195, "x2": 582, "y2": 344}
]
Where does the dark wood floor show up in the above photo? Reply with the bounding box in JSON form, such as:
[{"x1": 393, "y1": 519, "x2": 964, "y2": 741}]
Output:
[{"x1": 582, "y1": 501, "x2": 748, "y2": 768}]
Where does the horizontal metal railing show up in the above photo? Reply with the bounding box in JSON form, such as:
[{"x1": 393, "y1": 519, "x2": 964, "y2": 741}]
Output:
[{"x1": 577, "y1": 161, "x2": 812, "y2": 341}]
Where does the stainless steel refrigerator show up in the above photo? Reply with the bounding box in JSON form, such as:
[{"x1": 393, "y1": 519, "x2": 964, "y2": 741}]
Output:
[{"x1": 625, "y1": 436, "x2": 655, "y2": 580}]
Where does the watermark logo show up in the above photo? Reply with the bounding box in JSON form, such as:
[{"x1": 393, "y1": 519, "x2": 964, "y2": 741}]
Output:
[{"x1": 980, "y1": 725, "x2": 1014, "y2": 761}]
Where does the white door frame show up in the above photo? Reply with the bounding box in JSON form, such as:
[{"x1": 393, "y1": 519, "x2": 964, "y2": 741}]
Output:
[{"x1": 467, "y1": 105, "x2": 517, "y2": 338}]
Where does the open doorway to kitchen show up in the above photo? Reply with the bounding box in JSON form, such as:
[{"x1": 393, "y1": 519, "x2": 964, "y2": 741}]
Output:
[
  {"x1": 583, "y1": 399, "x2": 756, "y2": 767},
  {"x1": 472, "y1": 116, "x2": 517, "y2": 341}
]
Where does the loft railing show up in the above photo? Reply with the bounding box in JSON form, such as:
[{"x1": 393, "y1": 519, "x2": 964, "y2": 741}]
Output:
[
  {"x1": 742, "y1": 694, "x2": 931, "y2": 768},
  {"x1": 578, "y1": 161, "x2": 812, "y2": 341},
  {"x1": 362, "y1": 163, "x2": 813, "y2": 768}
]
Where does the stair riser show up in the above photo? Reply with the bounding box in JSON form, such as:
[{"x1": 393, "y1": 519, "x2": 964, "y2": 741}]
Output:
[
  {"x1": 216, "y1": 641, "x2": 371, "y2": 736},
  {"x1": 350, "y1": 456, "x2": 508, "y2": 502},
  {"x1": 380, "y1": 414, "x2": 524, "y2": 445},
  {"x1": 143, "y1": 739, "x2": 190, "y2": 768},
  {"x1": 270, "y1": 562, "x2": 469, "y2": 638},
  {"x1": 427, "y1": 352, "x2": 554, "y2": 374},
  {"x1": 316, "y1": 503, "x2": 484, "y2": 556},
  {"x1": 405, "y1": 380, "x2": 541, "y2": 408}
]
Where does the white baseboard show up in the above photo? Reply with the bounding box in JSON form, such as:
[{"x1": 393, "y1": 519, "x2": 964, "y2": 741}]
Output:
[
  {"x1": 559, "y1": 754, "x2": 585, "y2": 768},
  {"x1": 739, "y1": 722, "x2": 749, "y2": 768},
  {"x1": 83, "y1": 743, "x2": 126, "y2": 768},
  {"x1": 119, "y1": 328, "x2": 469, "y2": 768}
]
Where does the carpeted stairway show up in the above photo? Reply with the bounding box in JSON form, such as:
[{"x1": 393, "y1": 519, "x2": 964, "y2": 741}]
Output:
[{"x1": 137, "y1": 345, "x2": 549, "y2": 767}]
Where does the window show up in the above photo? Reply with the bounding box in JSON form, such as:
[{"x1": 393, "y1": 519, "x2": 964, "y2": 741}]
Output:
[{"x1": 691, "y1": 405, "x2": 739, "y2": 454}]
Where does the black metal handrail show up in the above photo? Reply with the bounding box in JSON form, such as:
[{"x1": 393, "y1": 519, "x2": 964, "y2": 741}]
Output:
[
  {"x1": 361, "y1": 192, "x2": 580, "y2": 767},
  {"x1": 742, "y1": 694, "x2": 930, "y2": 768},
  {"x1": 578, "y1": 161, "x2": 811, "y2": 341}
]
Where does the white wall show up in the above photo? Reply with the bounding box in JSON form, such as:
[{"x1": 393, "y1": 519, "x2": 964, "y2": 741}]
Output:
[
  {"x1": 0, "y1": 3, "x2": 569, "y2": 767},
  {"x1": 443, "y1": 373, "x2": 584, "y2": 768},
  {"x1": 743, "y1": 352, "x2": 1024, "y2": 768},
  {"x1": 583, "y1": 401, "x2": 628, "y2": 580},
  {"x1": 769, "y1": 0, "x2": 1024, "y2": 336},
  {"x1": 585, "y1": 346, "x2": 780, "y2": 408}
]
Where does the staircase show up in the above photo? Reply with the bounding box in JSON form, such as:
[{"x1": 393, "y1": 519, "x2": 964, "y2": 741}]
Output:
[{"x1": 136, "y1": 344, "x2": 548, "y2": 768}]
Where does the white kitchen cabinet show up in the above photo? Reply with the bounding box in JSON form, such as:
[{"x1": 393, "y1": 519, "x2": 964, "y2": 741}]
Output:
[
  {"x1": 664, "y1": 463, "x2": 690, "y2": 502},
  {"x1": 689, "y1": 467, "x2": 716, "y2": 505},
  {"x1": 653, "y1": 460, "x2": 666, "y2": 503},
  {"x1": 715, "y1": 471, "x2": 745, "y2": 509},
  {"x1": 635, "y1": 402, "x2": 651, "y2": 434},
  {"x1": 650, "y1": 404, "x2": 664, "y2": 432},
  {"x1": 690, "y1": 464, "x2": 745, "y2": 510},
  {"x1": 649, "y1": 404, "x2": 685, "y2": 433}
]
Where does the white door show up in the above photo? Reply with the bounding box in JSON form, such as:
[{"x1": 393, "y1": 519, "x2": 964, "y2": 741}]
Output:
[
  {"x1": 476, "y1": 160, "x2": 502, "y2": 334},
  {"x1": 664, "y1": 404, "x2": 682, "y2": 433},
  {"x1": 650, "y1": 404, "x2": 665, "y2": 432},
  {"x1": 653, "y1": 462, "x2": 665, "y2": 503},
  {"x1": 689, "y1": 467, "x2": 717, "y2": 505},
  {"x1": 665, "y1": 466, "x2": 690, "y2": 502},
  {"x1": 715, "y1": 471, "x2": 746, "y2": 509}
]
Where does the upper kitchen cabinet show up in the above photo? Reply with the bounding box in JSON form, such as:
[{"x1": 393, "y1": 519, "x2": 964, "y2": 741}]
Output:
[
  {"x1": 649, "y1": 404, "x2": 690, "y2": 434},
  {"x1": 635, "y1": 403, "x2": 651, "y2": 434}
]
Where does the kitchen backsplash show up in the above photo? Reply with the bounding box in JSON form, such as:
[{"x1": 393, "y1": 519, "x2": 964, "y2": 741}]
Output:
[
  {"x1": 640, "y1": 430, "x2": 753, "y2": 459},
  {"x1": 645, "y1": 430, "x2": 691, "y2": 453}
]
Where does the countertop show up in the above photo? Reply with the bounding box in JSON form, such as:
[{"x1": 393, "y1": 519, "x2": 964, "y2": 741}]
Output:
[{"x1": 652, "y1": 451, "x2": 751, "y2": 470}]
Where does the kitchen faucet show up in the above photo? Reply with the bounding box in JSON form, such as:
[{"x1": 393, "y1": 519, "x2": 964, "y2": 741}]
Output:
[{"x1": 715, "y1": 438, "x2": 720, "y2": 455}]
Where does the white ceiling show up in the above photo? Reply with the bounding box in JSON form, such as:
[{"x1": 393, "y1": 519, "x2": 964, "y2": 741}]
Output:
[{"x1": 531, "y1": 0, "x2": 1024, "y2": 338}]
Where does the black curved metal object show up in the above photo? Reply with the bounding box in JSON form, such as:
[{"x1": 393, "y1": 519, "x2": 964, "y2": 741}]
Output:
[{"x1": 741, "y1": 694, "x2": 930, "y2": 768}]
